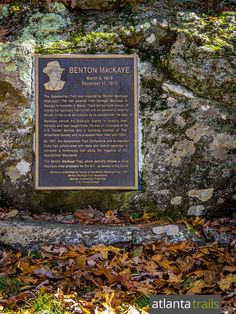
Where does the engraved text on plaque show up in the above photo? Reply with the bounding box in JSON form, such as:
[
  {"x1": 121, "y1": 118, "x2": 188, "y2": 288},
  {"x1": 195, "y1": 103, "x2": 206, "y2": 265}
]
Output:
[{"x1": 35, "y1": 55, "x2": 138, "y2": 189}]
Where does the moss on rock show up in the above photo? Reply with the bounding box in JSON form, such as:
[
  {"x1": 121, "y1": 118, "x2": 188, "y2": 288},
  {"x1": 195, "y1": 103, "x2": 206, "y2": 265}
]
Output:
[
  {"x1": 32, "y1": 190, "x2": 127, "y2": 212},
  {"x1": 176, "y1": 11, "x2": 235, "y2": 53},
  {"x1": 74, "y1": 31, "x2": 124, "y2": 54},
  {"x1": 35, "y1": 40, "x2": 76, "y2": 55},
  {"x1": 164, "y1": 11, "x2": 235, "y2": 105},
  {"x1": 35, "y1": 30, "x2": 121, "y2": 55}
]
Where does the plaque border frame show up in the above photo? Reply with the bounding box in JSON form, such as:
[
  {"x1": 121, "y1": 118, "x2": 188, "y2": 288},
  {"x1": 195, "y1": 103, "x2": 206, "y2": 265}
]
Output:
[{"x1": 35, "y1": 54, "x2": 139, "y2": 190}]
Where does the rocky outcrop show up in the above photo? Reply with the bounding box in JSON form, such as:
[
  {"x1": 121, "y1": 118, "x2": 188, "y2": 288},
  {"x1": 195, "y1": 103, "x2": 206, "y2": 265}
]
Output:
[{"x1": 0, "y1": 1, "x2": 235, "y2": 216}]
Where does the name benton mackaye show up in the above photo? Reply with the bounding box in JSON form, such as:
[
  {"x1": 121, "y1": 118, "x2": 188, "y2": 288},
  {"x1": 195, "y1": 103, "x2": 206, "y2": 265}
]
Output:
[{"x1": 69, "y1": 66, "x2": 130, "y2": 74}]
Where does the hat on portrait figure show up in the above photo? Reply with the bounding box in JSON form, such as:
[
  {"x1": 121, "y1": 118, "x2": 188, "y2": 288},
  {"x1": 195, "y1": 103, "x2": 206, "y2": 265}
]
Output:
[{"x1": 43, "y1": 61, "x2": 66, "y2": 91}]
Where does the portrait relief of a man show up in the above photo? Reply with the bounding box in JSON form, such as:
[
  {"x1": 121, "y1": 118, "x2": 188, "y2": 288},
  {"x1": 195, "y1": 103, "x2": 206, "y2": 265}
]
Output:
[{"x1": 43, "y1": 61, "x2": 66, "y2": 91}]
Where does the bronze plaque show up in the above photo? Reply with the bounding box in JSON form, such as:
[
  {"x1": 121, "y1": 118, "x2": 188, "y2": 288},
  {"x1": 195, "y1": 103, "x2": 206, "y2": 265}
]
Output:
[{"x1": 35, "y1": 55, "x2": 138, "y2": 189}]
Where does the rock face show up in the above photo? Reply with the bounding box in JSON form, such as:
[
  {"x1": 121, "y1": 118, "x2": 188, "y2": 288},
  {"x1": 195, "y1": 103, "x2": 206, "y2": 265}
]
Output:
[
  {"x1": 0, "y1": 2, "x2": 235, "y2": 216},
  {"x1": 0, "y1": 42, "x2": 34, "y2": 208},
  {"x1": 142, "y1": 83, "x2": 236, "y2": 216}
]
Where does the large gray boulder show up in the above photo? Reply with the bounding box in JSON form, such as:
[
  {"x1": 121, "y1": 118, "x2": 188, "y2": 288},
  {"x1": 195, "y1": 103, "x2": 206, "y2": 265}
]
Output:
[{"x1": 0, "y1": 2, "x2": 235, "y2": 217}]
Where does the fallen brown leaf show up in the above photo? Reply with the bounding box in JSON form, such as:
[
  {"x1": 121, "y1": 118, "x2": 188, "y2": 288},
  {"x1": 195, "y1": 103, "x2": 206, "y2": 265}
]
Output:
[
  {"x1": 223, "y1": 265, "x2": 236, "y2": 272},
  {"x1": 33, "y1": 268, "x2": 56, "y2": 279},
  {"x1": 218, "y1": 274, "x2": 236, "y2": 291},
  {"x1": 0, "y1": 291, "x2": 36, "y2": 306},
  {"x1": 1, "y1": 209, "x2": 18, "y2": 219}
]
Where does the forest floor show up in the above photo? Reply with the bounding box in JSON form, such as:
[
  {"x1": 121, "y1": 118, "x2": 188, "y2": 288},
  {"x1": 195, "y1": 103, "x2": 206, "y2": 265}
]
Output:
[{"x1": 0, "y1": 208, "x2": 236, "y2": 313}]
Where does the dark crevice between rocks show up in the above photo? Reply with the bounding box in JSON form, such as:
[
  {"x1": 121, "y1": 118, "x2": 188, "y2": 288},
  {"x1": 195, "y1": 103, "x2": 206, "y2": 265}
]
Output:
[{"x1": 207, "y1": 196, "x2": 236, "y2": 218}]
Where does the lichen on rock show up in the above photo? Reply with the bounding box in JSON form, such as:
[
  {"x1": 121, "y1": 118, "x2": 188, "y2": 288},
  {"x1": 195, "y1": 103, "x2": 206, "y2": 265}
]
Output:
[
  {"x1": 18, "y1": 11, "x2": 71, "y2": 45},
  {"x1": 188, "y1": 188, "x2": 214, "y2": 202},
  {"x1": 0, "y1": 42, "x2": 33, "y2": 96},
  {"x1": 0, "y1": 4, "x2": 9, "y2": 21},
  {"x1": 142, "y1": 82, "x2": 236, "y2": 215}
]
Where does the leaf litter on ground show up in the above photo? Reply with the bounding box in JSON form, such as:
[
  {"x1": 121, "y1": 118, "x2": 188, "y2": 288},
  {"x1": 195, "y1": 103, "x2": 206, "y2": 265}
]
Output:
[
  {"x1": 1, "y1": 207, "x2": 236, "y2": 312},
  {"x1": 0, "y1": 233, "x2": 236, "y2": 313},
  {"x1": 0, "y1": 207, "x2": 177, "y2": 225}
]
